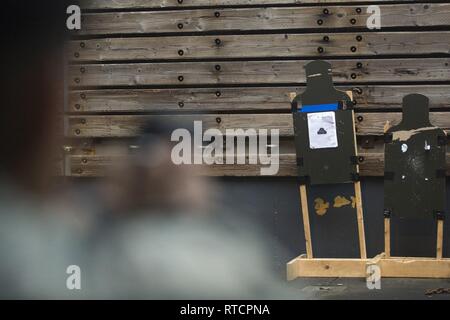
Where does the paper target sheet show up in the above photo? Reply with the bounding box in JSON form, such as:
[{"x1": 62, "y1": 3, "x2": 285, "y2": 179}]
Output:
[{"x1": 307, "y1": 111, "x2": 338, "y2": 149}]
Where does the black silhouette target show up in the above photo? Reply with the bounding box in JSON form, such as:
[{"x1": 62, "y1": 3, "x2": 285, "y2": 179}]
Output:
[
  {"x1": 384, "y1": 94, "x2": 447, "y2": 257},
  {"x1": 292, "y1": 60, "x2": 357, "y2": 185},
  {"x1": 291, "y1": 60, "x2": 363, "y2": 258}
]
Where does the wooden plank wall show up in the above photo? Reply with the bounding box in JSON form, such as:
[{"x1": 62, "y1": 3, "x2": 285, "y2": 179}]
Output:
[{"x1": 65, "y1": 0, "x2": 450, "y2": 177}]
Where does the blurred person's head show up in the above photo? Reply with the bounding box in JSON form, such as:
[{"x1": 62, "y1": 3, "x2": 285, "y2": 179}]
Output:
[
  {"x1": 99, "y1": 120, "x2": 216, "y2": 217},
  {"x1": 0, "y1": 1, "x2": 73, "y2": 193}
]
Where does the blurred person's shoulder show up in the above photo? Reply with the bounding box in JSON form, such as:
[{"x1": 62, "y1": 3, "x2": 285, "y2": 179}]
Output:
[{"x1": 90, "y1": 210, "x2": 287, "y2": 299}]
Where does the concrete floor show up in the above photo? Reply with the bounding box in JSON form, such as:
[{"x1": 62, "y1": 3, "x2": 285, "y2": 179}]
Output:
[
  {"x1": 219, "y1": 177, "x2": 450, "y2": 299},
  {"x1": 288, "y1": 277, "x2": 450, "y2": 300}
]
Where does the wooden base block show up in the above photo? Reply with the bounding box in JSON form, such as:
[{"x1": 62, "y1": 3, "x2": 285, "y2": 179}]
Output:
[
  {"x1": 287, "y1": 255, "x2": 369, "y2": 280},
  {"x1": 378, "y1": 257, "x2": 450, "y2": 278},
  {"x1": 287, "y1": 253, "x2": 450, "y2": 281}
]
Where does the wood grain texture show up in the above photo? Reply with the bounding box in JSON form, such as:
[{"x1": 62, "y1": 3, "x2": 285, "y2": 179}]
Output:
[
  {"x1": 81, "y1": 0, "x2": 402, "y2": 10},
  {"x1": 66, "y1": 112, "x2": 450, "y2": 137},
  {"x1": 69, "y1": 58, "x2": 450, "y2": 87},
  {"x1": 384, "y1": 218, "x2": 391, "y2": 258},
  {"x1": 67, "y1": 152, "x2": 450, "y2": 177},
  {"x1": 287, "y1": 256, "x2": 450, "y2": 279},
  {"x1": 354, "y1": 181, "x2": 367, "y2": 259},
  {"x1": 68, "y1": 1, "x2": 450, "y2": 180},
  {"x1": 437, "y1": 219, "x2": 444, "y2": 259},
  {"x1": 69, "y1": 85, "x2": 450, "y2": 113},
  {"x1": 299, "y1": 185, "x2": 313, "y2": 258},
  {"x1": 69, "y1": 32, "x2": 450, "y2": 62},
  {"x1": 76, "y1": 4, "x2": 450, "y2": 35}
]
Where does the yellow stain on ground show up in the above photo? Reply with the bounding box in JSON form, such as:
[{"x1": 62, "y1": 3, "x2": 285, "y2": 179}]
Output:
[
  {"x1": 333, "y1": 196, "x2": 351, "y2": 208},
  {"x1": 314, "y1": 198, "x2": 330, "y2": 216}
]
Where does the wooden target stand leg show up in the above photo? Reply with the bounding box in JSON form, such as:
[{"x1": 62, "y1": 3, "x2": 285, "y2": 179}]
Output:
[
  {"x1": 299, "y1": 184, "x2": 313, "y2": 258},
  {"x1": 297, "y1": 181, "x2": 366, "y2": 259},
  {"x1": 288, "y1": 181, "x2": 369, "y2": 280},
  {"x1": 375, "y1": 216, "x2": 450, "y2": 278},
  {"x1": 287, "y1": 91, "x2": 370, "y2": 280}
]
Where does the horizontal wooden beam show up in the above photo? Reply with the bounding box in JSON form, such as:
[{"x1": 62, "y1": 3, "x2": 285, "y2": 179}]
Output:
[
  {"x1": 378, "y1": 257, "x2": 450, "y2": 278},
  {"x1": 287, "y1": 255, "x2": 450, "y2": 280},
  {"x1": 69, "y1": 58, "x2": 450, "y2": 87},
  {"x1": 69, "y1": 31, "x2": 450, "y2": 62},
  {"x1": 66, "y1": 112, "x2": 450, "y2": 137},
  {"x1": 69, "y1": 85, "x2": 450, "y2": 112},
  {"x1": 81, "y1": 0, "x2": 402, "y2": 10},
  {"x1": 66, "y1": 152, "x2": 450, "y2": 177},
  {"x1": 287, "y1": 256, "x2": 368, "y2": 279},
  {"x1": 76, "y1": 4, "x2": 450, "y2": 35}
]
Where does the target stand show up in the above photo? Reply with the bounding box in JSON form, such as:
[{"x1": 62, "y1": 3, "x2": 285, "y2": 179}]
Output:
[
  {"x1": 287, "y1": 60, "x2": 368, "y2": 280},
  {"x1": 374, "y1": 94, "x2": 450, "y2": 279},
  {"x1": 287, "y1": 89, "x2": 369, "y2": 280},
  {"x1": 288, "y1": 92, "x2": 450, "y2": 280}
]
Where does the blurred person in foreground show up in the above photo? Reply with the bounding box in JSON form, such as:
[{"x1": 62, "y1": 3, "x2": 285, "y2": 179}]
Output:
[{"x1": 0, "y1": 1, "x2": 297, "y2": 299}]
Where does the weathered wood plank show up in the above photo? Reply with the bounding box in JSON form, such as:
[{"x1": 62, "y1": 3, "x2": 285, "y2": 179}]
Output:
[
  {"x1": 66, "y1": 112, "x2": 450, "y2": 137},
  {"x1": 287, "y1": 256, "x2": 450, "y2": 279},
  {"x1": 76, "y1": 4, "x2": 450, "y2": 35},
  {"x1": 69, "y1": 32, "x2": 450, "y2": 62},
  {"x1": 81, "y1": 0, "x2": 403, "y2": 10},
  {"x1": 69, "y1": 85, "x2": 450, "y2": 112},
  {"x1": 67, "y1": 152, "x2": 450, "y2": 177},
  {"x1": 69, "y1": 58, "x2": 450, "y2": 87}
]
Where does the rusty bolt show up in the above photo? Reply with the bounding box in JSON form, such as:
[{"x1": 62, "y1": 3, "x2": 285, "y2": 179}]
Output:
[
  {"x1": 80, "y1": 93, "x2": 86, "y2": 99},
  {"x1": 353, "y1": 87, "x2": 363, "y2": 95},
  {"x1": 75, "y1": 104, "x2": 81, "y2": 110},
  {"x1": 75, "y1": 129, "x2": 81, "y2": 135},
  {"x1": 63, "y1": 145, "x2": 73, "y2": 153}
]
